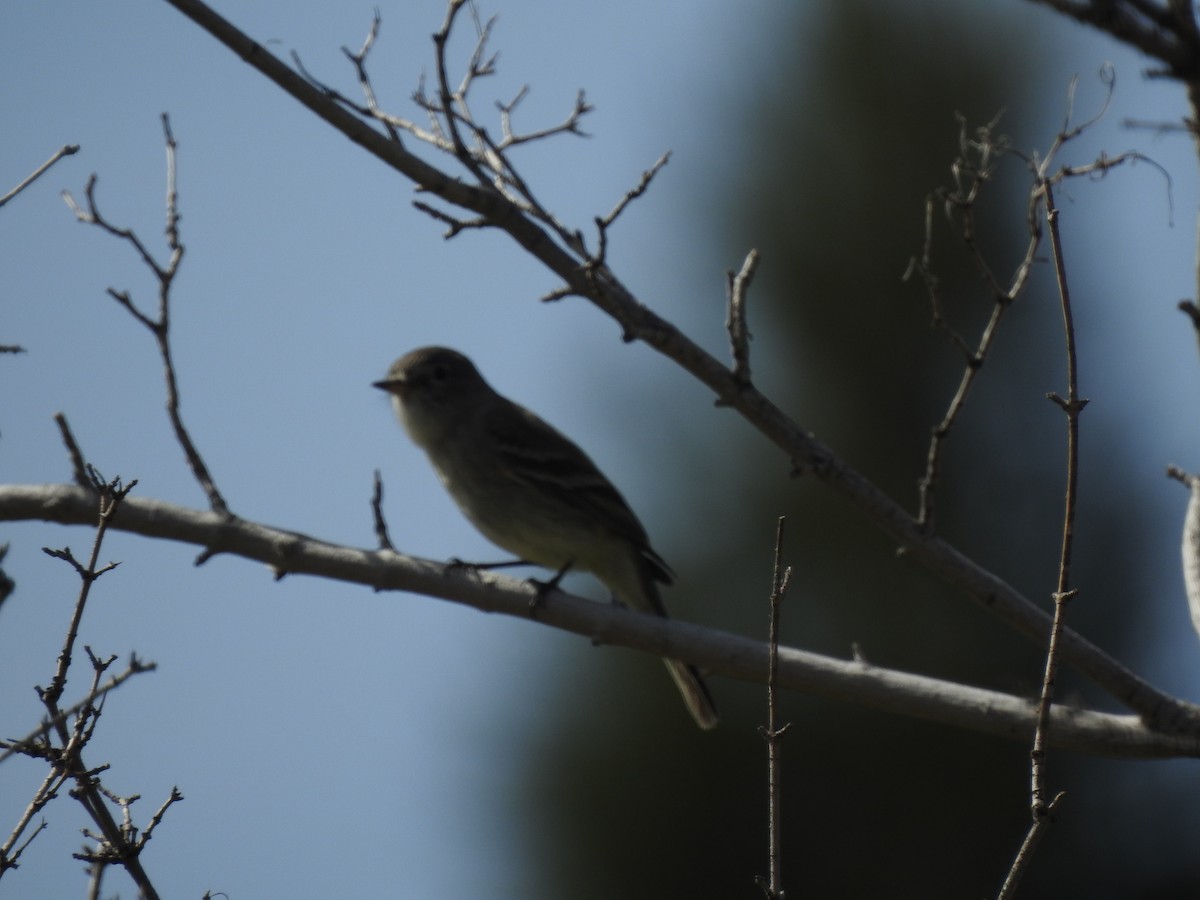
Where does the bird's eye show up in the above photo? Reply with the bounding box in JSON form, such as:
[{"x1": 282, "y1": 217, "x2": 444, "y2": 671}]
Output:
[{"x1": 431, "y1": 365, "x2": 448, "y2": 381}]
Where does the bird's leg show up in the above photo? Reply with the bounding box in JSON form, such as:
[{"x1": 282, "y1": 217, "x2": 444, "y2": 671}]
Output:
[
  {"x1": 527, "y1": 559, "x2": 573, "y2": 611},
  {"x1": 445, "y1": 557, "x2": 530, "y2": 574}
]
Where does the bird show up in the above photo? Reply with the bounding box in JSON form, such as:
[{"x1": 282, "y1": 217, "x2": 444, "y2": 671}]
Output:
[{"x1": 373, "y1": 346, "x2": 718, "y2": 730}]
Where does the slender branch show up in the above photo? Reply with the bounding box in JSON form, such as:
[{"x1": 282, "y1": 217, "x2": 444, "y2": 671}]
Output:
[
  {"x1": 4, "y1": 482, "x2": 1200, "y2": 758},
  {"x1": 0, "y1": 144, "x2": 80, "y2": 209},
  {"x1": 906, "y1": 86, "x2": 1156, "y2": 537},
  {"x1": 496, "y1": 87, "x2": 592, "y2": 148},
  {"x1": 725, "y1": 249, "x2": 760, "y2": 390},
  {"x1": 340, "y1": 9, "x2": 402, "y2": 143},
  {"x1": 996, "y1": 792, "x2": 1066, "y2": 900},
  {"x1": 53, "y1": 412, "x2": 91, "y2": 489},
  {"x1": 593, "y1": 152, "x2": 671, "y2": 250},
  {"x1": 906, "y1": 113, "x2": 1027, "y2": 532},
  {"x1": 40, "y1": 475, "x2": 135, "y2": 712},
  {"x1": 63, "y1": 115, "x2": 229, "y2": 517},
  {"x1": 1029, "y1": 172, "x2": 1089, "y2": 805},
  {"x1": 0, "y1": 656, "x2": 156, "y2": 765},
  {"x1": 998, "y1": 140, "x2": 1091, "y2": 900},
  {"x1": 432, "y1": 0, "x2": 491, "y2": 186},
  {"x1": 757, "y1": 517, "x2": 792, "y2": 900},
  {"x1": 0, "y1": 769, "x2": 59, "y2": 876},
  {"x1": 24, "y1": 479, "x2": 163, "y2": 900}
]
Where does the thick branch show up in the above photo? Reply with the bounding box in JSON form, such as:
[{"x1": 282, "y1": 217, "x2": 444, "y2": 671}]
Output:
[{"x1": 4, "y1": 483, "x2": 1200, "y2": 758}]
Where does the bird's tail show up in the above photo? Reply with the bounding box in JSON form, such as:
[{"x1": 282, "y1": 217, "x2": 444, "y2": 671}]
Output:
[{"x1": 663, "y1": 658, "x2": 719, "y2": 731}]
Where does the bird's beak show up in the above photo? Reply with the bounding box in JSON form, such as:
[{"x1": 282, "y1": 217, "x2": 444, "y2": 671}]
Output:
[{"x1": 372, "y1": 377, "x2": 404, "y2": 394}]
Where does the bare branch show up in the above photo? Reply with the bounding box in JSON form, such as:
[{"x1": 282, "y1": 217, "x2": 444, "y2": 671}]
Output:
[
  {"x1": 756, "y1": 517, "x2": 792, "y2": 900},
  {"x1": 63, "y1": 116, "x2": 229, "y2": 517},
  {"x1": 725, "y1": 248, "x2": 761, "y2": 390},
  {"x1": 907, "y1": 113, "x2": 1027, "y2": 532},
  {"x1": 12, "y1": 478, "x2": 164, "y2": 899},
  {"x1": 53, "y1": 412, "x2": 91, "y2": 489},
  {"x1": 412, "y1": 199, "x2": 489, "y2": 237},
  {"x1": 496, "y1": 87, "x2": 593, "y2": 148},
  {"x1": 340, "y1": 10, "x2": 402, "y2": 143},
  {"x1": 595, "y1": 151, "x2": 670, "y2": 245},
  {"x1": 0, "y1": 144, "x2": 79, "y2": 210},
  {"x1": 40, "y1": 477, "x2": 135, "y2": 712},
  {"x1": 4, "y1": 482, "x2": 1200, "y2": 758},
  {"x1": 0, "y1": 656, "x2": 155, "y2": 765},
  {"x1": 999, "y1": 126, "x2": 1094, "y2": 899},
  {"x1": 996, "y1": 792, "x2": 1066, "y2": 900}
]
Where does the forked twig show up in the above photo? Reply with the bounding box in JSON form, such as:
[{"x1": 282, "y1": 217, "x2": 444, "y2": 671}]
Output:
[
  {"x1": 63, "y1": 115, "x2": 230, "y2": 518},
  {"x1": 2, "y1": 478, "x2": 169, "y2": 899},
  {"x1": 909, "y1": 68, "x2": 1168, "y2": 534}
]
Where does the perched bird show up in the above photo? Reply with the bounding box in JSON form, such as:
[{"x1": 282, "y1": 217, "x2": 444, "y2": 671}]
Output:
[{"x1": 373, "y1": 346, "x2": 718, "y2": 730}]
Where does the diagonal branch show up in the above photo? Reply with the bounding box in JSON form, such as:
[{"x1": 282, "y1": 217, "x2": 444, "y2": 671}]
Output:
[
  {"x1": 149, "y1": 0, "x2": 1197, "y2": 731},
  {"x1": 0, "y1": 144, "x2": 80, "y2": 210}
]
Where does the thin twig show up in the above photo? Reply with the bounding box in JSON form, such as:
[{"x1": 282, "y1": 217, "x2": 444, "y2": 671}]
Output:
[
  {"x1": 341, "y1": 9, "x2": 402, "y2": 143},
  {"x1": 412, "y1": 200, "x2": 489, "y2": 237},
  {"x1": 63, "y1": 116, "x2": 229, "y2": 517},
  {"x1": 0, "y1": 655, "x2": 155, "y2": 765},
  {"x1": 0, "y1": 144, "x2": 80, "y2": 209},
  {"x1": 725, "y1": 249, "x2": 760, "y2": 391},
  {"x1": 997, "y1": 152, "x2": 1088, "y2": 900},
  {"x1": 907, "y1": 113, "x2": 1024, "y2": 531},
  {"x1": 53, "y1": 412, "x2": 91, "y2": 489},
  {"x1": 23, "y1": 477, "x2": 164, "y2": 899},
  {"x1": 40, "y1": 476, "x2": 135, "y2": 712},
  {"x1": 756, "y1": 517, "x2": 793, "y2": 900},
  {"x1": 603, "y1": 152, "x2": 671, "y2": 230},
  {"x1": 910, "y1": 74, "x2": 1166, "y2": 536},
  {"x1": 432, "y1": 0, "x2": 490, "y2": 185},
  {"x1": 137, "y1": 787, "x2": 184, "y2": 848},
  {"x1": 0, "y1": 769, "x2": 59, "y2": 876},
  {"x1": 996, "y1": 792, "x2": 1066, "y2": 900},
  {"x1": 496, "y1": 87, "x2": 592, "y2": 148}
]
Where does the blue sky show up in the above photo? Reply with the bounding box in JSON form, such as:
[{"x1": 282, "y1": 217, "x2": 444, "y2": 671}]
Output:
[{"x1": 4, "y1": 1, "x2": 1200, "y2": 897}]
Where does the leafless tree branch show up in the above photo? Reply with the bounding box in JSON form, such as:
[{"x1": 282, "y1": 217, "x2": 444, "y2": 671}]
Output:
[
  {"x1": 756, "y1": 517, "x2": 792, "y2": 900},
  {"x1": 0, "y1": 479, "x2": 167, "y2": 899},
  {"x1": 2, "y1": 482, "x2": 1199, "y2": 758},
  {"x1": 63, "y1": 115, "x2": 229, "y2": 517},
  {"x1": 0, "y1": 143, "x2": 79, "y2": 209}
]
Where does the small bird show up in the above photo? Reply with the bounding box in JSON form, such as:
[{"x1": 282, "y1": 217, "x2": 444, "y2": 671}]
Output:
[{"x1": 373, "y1": 346, "x2": 718, "y2": 730}]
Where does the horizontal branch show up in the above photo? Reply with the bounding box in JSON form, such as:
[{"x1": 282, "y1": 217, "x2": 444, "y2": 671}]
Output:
[{"x1": 4, "y1": 483, "x2": 1199, "y2": 759}]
